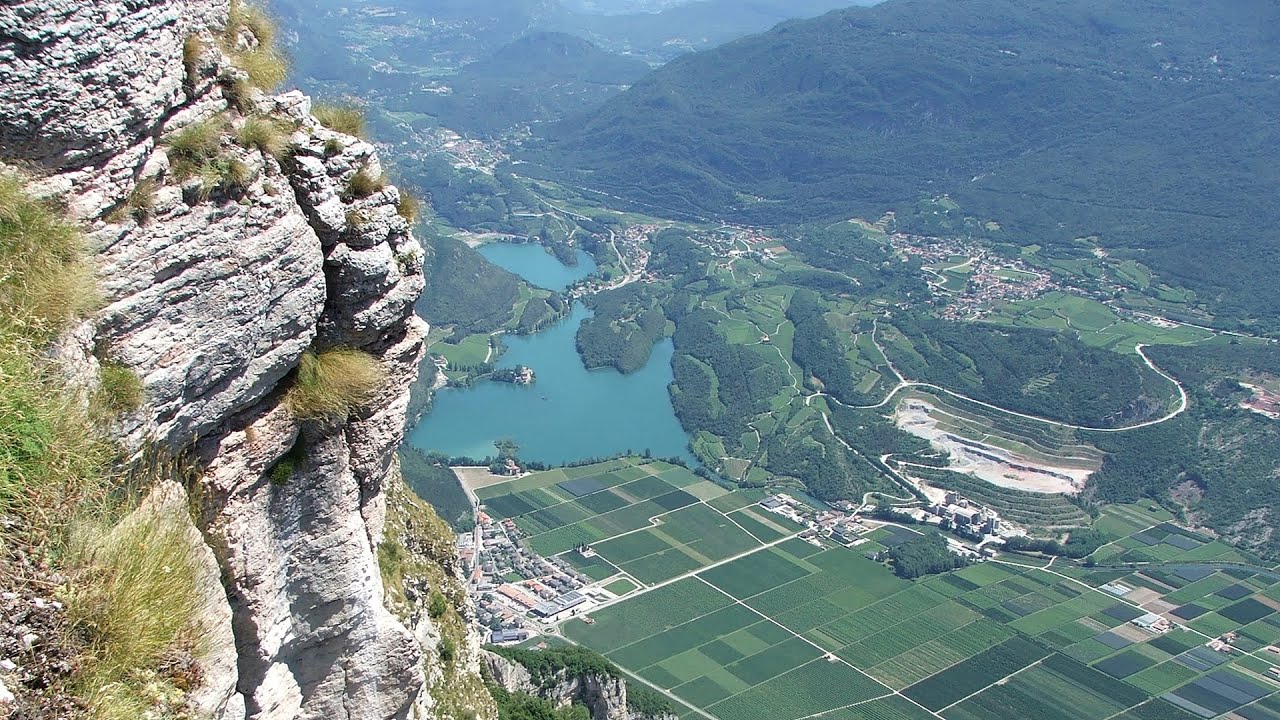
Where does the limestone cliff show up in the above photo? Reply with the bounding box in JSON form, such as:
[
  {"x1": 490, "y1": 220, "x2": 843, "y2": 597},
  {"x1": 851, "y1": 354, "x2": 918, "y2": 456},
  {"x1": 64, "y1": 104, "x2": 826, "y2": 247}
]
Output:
[
  {"x1": 0, "y1": 1, "x2": 493, "y2": 718},
  {"x1": 483, "y1": 652, "x2": 676, "y2": 720}
]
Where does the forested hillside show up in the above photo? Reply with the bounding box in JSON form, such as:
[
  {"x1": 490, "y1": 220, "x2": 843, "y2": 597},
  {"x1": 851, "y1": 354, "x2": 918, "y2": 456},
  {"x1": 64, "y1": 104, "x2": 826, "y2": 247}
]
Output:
[
  {"x1": 408, "y1": 32, "x2": 651, "y2": 135},
  {"x1": 532, "y1": 0, "x2": 1280, "y2": 330},
  {"x1": 417, "y1": 234, "x2": 523, "y2": 340},
  {"x1": 1087, "y1": 341, "x2": 1280, "y2": 557}
]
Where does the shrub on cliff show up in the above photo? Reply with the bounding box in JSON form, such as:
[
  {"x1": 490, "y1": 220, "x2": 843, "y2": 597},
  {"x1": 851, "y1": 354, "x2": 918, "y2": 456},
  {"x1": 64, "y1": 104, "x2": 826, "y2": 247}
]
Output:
[
  {"x1": 93, "y1": 360, "x2": 145, "y2": 415},
  {"x1": 286, "y1": 348, "x2": 385, "y2": 420},
  {"x1": 312, "y1": 102, "x2": 367, "y2": 138}
]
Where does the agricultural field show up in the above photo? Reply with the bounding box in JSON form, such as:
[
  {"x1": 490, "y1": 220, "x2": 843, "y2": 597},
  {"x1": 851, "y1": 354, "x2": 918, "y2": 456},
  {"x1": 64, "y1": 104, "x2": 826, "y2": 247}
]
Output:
[
  {"x1": 559, "y1": 506, "x2": 1280, "y2": 720},
  {"x1": 476, "y1": 458, "x2": 805, "y2": 587},
  {"x1": 982, "y1": 292, "x2": 1212, "y2": 352}
]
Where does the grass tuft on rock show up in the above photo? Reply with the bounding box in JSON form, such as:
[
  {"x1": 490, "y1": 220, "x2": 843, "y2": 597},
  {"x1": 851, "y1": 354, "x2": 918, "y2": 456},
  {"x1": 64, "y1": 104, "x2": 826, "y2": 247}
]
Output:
[
  {"x1": 0, "y1": 175, "x2": 97, "y2": 340},
  {"x1": 224, "y1": 1, "x2": 288, "y2": 91},
  {"x1": 237, "y1": 46, "x2": 288, "y2": 91},
  {"x1": 182, "y1": 35, "x2": 205, "y2": 85},
  {"x1": 228, "y1": 0, "x2": 276, "y2": 47},
  {"x1": 65, "y1": 511, "x2": 203, "y2": 720},
  {"x1": 93, "y1": 361, "x2": 145, "y2": 415},
  {"x1": 344, "y1": 168, "x2": 386, "y2": 200},
  {"x1": 396, "y1": 191, "x2": 421, "y2": 224},
  {"x1": 194, "y1": 157, "x2": 251, "y2": 201},
  {"x1": 166, "y1": 116, "x2": 225, "y2": 180},
  {"x1": 312, "y1": 102, "x2": 366, "y2": 138},
  {"x1": 286, "y1": 348, "x2": 385, "y2": 420},
  {"x1": 237, "y1": 116, "x2": 291, "y2": 160},
  {"x1": 105, "y1": 178, "x2": 159, "y2": 224}
]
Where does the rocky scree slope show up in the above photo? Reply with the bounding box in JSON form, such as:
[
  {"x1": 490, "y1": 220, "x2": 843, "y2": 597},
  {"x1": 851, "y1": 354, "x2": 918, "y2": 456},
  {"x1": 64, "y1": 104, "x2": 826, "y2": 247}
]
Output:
[{"x1": 0, "y1": 1, "x2": 493, "y2": 718}]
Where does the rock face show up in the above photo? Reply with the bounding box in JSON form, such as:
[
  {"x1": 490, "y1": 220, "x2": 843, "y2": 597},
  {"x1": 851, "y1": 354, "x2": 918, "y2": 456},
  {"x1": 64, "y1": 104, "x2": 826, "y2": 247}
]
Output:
[
  {"x1": 0, "y1": 2, "x2": 486, "y2": 718},
  {"x1": 483, "y1": 652, "x2": 676, "y2": 720}
]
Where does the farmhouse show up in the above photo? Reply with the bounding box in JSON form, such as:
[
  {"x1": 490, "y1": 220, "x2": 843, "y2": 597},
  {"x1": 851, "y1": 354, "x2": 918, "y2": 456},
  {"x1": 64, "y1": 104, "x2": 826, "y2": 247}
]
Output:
[{"x1": 1132, "y1": 612, "x2": 1172, "y2": 633}]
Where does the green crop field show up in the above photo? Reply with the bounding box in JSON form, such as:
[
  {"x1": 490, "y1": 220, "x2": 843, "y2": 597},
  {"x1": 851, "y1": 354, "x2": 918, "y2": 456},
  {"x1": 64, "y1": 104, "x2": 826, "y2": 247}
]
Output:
[
  {"x1": 478, "y1": 459, "x2": 803, "y2": 585},
  {"x1": 552, "y1": 515, "x2": 1280, "y2": 720},
  {"x1": 489, "y1": 464, "x2": 1280, "y2": 720}
]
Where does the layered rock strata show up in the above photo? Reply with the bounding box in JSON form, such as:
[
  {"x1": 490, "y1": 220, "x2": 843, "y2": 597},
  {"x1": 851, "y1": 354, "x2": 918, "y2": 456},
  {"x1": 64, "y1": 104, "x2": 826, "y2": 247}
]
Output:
[{"x1": 0, "y1": 1, "x2": 487, "y2": 718}]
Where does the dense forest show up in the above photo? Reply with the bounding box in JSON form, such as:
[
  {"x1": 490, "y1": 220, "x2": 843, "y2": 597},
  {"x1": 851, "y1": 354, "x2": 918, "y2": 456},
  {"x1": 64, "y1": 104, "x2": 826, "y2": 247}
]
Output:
[
  {"x1": 404, "y1": 33, "x2": 651, "y2": 136},
  {"x1": 399, "y1": 158, "x2": 540, "y2": 235},
  {"x1": 888, "y1": 532, "x2": 970, "y2": 579},
  {"x1": 786, "y1": 289, "x2": 869, "y2": 405},
  {"x1": 416, "y1": 233, "x2": 523, "y2": 341},
  {"x1": 530, "y1": 0, "x2": 1280, "y2": 331},
  {"x1": 1085, "y1": 340, "x2": 1280, "y2": 558},
  {"x1": 399, "y1": 448, "x2": 475, "y2": 532},
  {"x1": 787, "y1": 223, "x2": 928, "y2": 300},
  {"x1": 575, "y1": 284, "x2": 670, "y2": 373},
  {"x1": 668, "y1": 308, "x2": 790, "y2": 441},
  {"x1": 885, "y1": 315, "x2": 1177, "y2": 428}
]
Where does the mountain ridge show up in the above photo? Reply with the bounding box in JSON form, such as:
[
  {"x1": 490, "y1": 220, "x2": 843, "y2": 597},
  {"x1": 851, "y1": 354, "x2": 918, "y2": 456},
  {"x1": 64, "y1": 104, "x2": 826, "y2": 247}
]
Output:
[{"x1": 530, "y1": 0, "x2": 1280, "y2": 328}]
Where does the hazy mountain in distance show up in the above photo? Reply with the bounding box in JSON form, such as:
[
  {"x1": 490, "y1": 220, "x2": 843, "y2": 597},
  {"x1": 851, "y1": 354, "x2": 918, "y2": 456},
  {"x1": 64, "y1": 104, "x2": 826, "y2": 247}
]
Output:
[
  {"x1": 401, "y1": 32, "x2": 652, "y2": 134},
  {"x1": 531, "y1": 0, "x2": 1280, "y2": 328},
  {"x1": 545, "y1": 0, "x2": 878, "y2": 60}
]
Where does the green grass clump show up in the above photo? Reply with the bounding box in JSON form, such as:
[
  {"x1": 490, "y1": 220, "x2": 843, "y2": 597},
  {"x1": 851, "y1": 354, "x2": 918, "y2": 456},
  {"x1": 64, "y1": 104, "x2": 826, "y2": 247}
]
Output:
[
  {"x1": 396, "y1": 191, "x2": 422, "y2": 224},
  {"x1": 64, "y1": 512, "x2": 202, "y2": 720},
  {"x1": 0, "y1": 175, "x2": 97, "y2": 340},
  {"x1": 268, "y1": 436, "x2": 306, "y2": 486},
  {"x1": 182, "y1": 35, "x2": 205, "y2": 85},
  {"x1": 344, "y1": 168, "x2": 386, "y2": 200},
  {"x1": 285, "y1": 348, "x2": 385, "y2": 420},
  {"x1": 312, "y1": 102, "x2": 366, "y2": 138},
  {"x1": 94, "y1": 361, "x2": 145, "y2": 415},
  {"x1": 236, "y1": 116, "x2": 291, "y2": 160},
  {"x1": 166, "y1": 116, "x2": 225, "y2": 180},
  {"x1": 224, "y1": 1, "x2": 288, "y2": 91},
  {"x1": 0, "y1": 341, "x2": 111, "y2": 540},
  {"x1": 194, "y1": 157, "x2": 251, "y2": 201},
  {"x1": 1, "y1": 177, "x2": 203, "y2": 719}
]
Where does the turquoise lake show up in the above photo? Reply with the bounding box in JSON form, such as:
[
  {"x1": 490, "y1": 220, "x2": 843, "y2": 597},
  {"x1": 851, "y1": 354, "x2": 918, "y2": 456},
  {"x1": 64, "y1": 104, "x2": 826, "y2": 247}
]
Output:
[
  {"x1": 407, "y1": 243, "x2": 694, "y2": 465},
  {"x1": 477, "y1": 242, "x2": 597, "y2": 291}
]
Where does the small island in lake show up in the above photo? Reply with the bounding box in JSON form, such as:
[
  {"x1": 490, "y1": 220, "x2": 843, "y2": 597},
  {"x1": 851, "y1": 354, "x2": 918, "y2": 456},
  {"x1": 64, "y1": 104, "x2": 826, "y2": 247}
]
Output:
[{"x1": 491, "y1": 365, "x2": 536, "y2": 385}]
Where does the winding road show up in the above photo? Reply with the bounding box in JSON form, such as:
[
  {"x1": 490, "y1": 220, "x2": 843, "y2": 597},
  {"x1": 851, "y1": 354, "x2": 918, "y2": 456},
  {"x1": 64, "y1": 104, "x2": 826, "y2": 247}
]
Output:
[{"x1": 843, "y1": 325, "x2": 1190, "y2": 434}]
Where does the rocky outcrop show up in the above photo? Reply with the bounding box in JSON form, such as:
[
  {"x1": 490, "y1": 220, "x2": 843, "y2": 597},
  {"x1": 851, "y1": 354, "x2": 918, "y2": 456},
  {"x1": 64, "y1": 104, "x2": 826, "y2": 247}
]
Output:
[
  {"x1": 1, "y1": 1, "x2": 485, "y2": 718},
  {"x1": 483, "y1": 652, "x2": 675, "y2": 720}
]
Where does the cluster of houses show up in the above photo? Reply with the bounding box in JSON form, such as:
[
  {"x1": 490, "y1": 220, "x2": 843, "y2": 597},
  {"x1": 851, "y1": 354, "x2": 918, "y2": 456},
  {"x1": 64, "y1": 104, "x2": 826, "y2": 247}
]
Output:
[
  {"x1": 758, "y1": 491, "x2": 1007, "y2": 563},
  {"x1": 458, "y1": 512, "x2": 595, "y2": 643}
]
